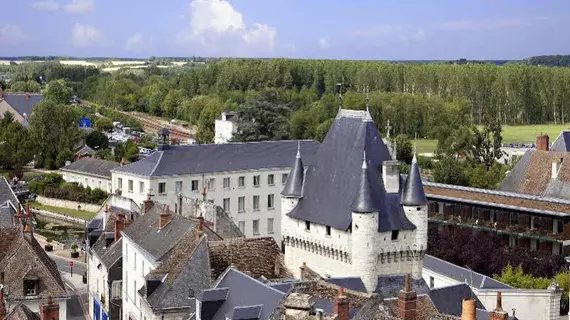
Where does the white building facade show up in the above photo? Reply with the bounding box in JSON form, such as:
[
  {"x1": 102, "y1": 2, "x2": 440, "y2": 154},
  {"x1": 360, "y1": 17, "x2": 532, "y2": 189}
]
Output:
[
  {"x1": 214, "y1": 112, "x2": 237, "y2": 144},
  {"x1": 61, "y1": 158, "x2": 119, "y2": 193},
  {"x1": 121, "y1": 236, "x2": 156, "y2": 320}
]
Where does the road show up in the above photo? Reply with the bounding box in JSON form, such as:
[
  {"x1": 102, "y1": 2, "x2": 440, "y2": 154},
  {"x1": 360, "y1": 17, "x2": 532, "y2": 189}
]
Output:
[
  {"x1": 50, "y1": 254, "x2": 87, "y2": 276},
  {"x1": 49, "y1": 254, "x2": 88, "y2": 320}
]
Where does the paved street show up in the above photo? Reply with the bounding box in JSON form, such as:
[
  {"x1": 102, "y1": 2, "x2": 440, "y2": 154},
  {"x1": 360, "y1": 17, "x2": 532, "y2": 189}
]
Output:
[
  {"x1": 49, "y1": 254, "x2": 89, "y2": 320},
  {"x1": 50, "y1": 254, "x2": 87, "y2": 276}
]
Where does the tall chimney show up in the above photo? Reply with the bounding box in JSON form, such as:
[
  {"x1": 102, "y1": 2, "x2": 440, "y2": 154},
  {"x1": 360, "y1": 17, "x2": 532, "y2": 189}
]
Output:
[
  {"x1": 143, "y1": 193, "x2": 154, "y2": 214},
  {"x1": 536, "y1": 133, "x2": 550, "y2": 151},
  {"x1": 489, "y1": 292, "x2": 508, "y2": 320},
  {"x1": 382, "y1": 160, "x2": 400, "y2": 193},
  {"x1": 461, "y1": 298, "x2": 476, "y2": 320},
  {"x1": 397, "y1": 274, "x2": 417, "y2": 320},
  {"x1": 333, "y1": 287, "x2": 349, "y2": 320},
  {"x1": 40, "y1": 296, "x2": 59, "y2": 320},
  {"x1": 114, "y1": 212, "x2": 126, "y2": 241},
  {"x1": 159, "y1": 205, "x2": 172, "y2": 229}
]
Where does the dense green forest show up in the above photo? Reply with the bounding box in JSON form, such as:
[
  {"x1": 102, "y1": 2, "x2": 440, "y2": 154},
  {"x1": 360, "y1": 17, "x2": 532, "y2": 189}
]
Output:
[{"x1": 525, "y1": 55, "x2": 570, "y2": 67}]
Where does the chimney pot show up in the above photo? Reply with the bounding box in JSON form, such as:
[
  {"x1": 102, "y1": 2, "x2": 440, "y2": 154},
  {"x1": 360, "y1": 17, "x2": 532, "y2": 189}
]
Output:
[
  {"x1": 114, "y1": 212, "x2": 126, "y2": 241},
  {"x1": 40, "y1": 295, "x2": 59, "y2": 320},
  {"x1": 397, "y1": 274, "x2": 417, "y2": 320},
  {"x1": 461, "y1": 299, "x2": 476, "y2": 320},
  {"x1": 159, "y1": 205, "x2": 172, "y2": 229},
  {"x1": 536, "y1": 134, "x2": 550, "y2": 151},
  {"x1": 334, "y1": 287, "x2": 349, "y2": 320},
  {"x1": 489, "y1": 292, "x2": 509, "y2": 320}
]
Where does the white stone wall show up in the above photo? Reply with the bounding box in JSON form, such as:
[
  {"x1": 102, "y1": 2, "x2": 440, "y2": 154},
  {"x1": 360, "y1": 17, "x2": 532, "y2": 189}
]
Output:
[
  {"x1": 476, "y1": 289, "x2": 562, "y2": 320},
  {"x1": 421, "y1": 268, "x2": 458, "y2": 290},
  {"x1": 88, "y1": 251, "x2": 109, "y2": 320},
  {"x1": 8, "y1": 298, "x2": 68, "y2": 320},
  {"x1": 214, "y1": 119, "x2": 236, "y2": 144},
  {"x1": 61, "y1": 171, "x2": 113, "y2": 193},
  {"x1": 113, "y1": 168, "x2": 290, "y2": 242},
  {"x1": 403, "y1": 205, "x2": 428, "y2": 251},
  {"x1": 122, "y1": 236, "x2": 158, "y2": 320},
  {"x1": 351, "y1": 212, "x2": 379, "y2": 292},
  {"x1": 36, "y1": 195, "x2": 100, "y2": 212}
]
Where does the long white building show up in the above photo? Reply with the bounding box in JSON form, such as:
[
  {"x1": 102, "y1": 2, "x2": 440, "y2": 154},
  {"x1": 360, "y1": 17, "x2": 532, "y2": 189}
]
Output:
[{"x1": 110, "y1": 140, "x2": 318, "y2": 242}]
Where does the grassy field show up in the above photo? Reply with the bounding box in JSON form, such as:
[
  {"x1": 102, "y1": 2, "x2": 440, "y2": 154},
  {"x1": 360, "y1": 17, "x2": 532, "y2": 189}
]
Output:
[
  {"x1": 30, "y1": 201, "x2": 97, "y2": 220},
  {"x1": 414, "y1": 124, "x2": 568, "y2": 154}
]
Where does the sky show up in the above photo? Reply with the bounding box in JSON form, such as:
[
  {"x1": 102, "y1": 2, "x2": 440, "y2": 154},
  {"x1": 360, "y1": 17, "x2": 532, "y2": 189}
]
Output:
[{"x1": 1, "y1": 0, "x2": 570, "y2": 60}]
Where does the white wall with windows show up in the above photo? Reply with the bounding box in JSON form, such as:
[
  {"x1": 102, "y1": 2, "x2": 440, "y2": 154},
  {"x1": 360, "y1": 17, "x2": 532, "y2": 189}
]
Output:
[
  {"x1": 112, "y1": 168, "x2": 291, "y2": 242},
  {"x1": 121, "y1": 236, "x2": 156, "y2": 320},
  {"x1": 61, "y1": 171, "x2": 113, "y2": 193}
]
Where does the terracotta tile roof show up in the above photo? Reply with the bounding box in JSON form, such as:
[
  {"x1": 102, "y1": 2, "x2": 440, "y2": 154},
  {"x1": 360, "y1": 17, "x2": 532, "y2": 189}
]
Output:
[
  {"x1": 0, "y1": 229, "x2": 68, "y2": 300},
  {"x1": 424, "y1": 185, "x2": 570, "y2": 214},
  {"x1": 209, "y1": 237, "x2": 292, "y2": 280}
]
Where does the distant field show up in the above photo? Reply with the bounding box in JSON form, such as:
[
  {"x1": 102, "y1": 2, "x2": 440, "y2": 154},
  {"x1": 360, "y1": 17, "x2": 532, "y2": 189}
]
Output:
[{"x1": 415, "y1": 124, "x2": 568, "y2": 154}]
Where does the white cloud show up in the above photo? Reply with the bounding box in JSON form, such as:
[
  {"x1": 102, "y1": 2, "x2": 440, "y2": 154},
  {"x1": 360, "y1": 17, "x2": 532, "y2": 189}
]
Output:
[
  {"x1": 318, "y1": 37, "x2": 330, "y2": 50},
  {"x1": 125, "y1": 33, "x2": 149, "y2": 52},
  {"x1": 438, "y1": 18, "x2": 523, "y2": 31},
  {"x1": 0, "y1": 24, "x2": 29, "y2": 45},
  {"x1": 65, "y1": 0, "x2": 94, "y2": 14},
  {"x1": 71, "y1": 23, "x2": 107, "y2": 47},
  {"x1": 31, "y1": 0, "x2": 60, "y2": 12},
  {"x1": 400, "y1": 28, "x2": 426, "y2": 43},
  {"x1": 179, "y1": 0, "x2": 276, "y2": 56}
]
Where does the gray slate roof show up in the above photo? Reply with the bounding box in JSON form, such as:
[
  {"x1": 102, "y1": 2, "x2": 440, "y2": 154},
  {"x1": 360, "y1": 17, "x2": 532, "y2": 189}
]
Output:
[
  {"x1": 423, "y1": 255, "x2": 511, "y2": 290},
  {"x1": 401, "y1": 156, "x2": 427, "y2": 206},
  {"x1": 428, "y1": 284, "x2": 483, "y2": 317},
  {"x1": 113, "y1": 140, "x2": 319, "y2": 177},
  {"x1": 288, "y1": 109, "x2": 414, "y2": 232},
  {"x1": 351, "y1": 153, "x2": 385, "y2": 214},
  {"x1": 3, "y1": 93, "x2": 44, "y2": 119},
  {"x1": 0, "y1": 177, "x2": 21, "y2": 228},
  {"x1": 374, "y1": 275, "x2": 430, "y2": 298},
  {"x1": 550, "y1": 131, "x2": 570, "y2": 152},
  {"x1": 100, "y1": 238, "x2": 123, "y2": 268},
  {"x1": 325, "y1": 277, "x2": 367, "y2": 292},
  {"x1": 281, "y1": 143, "x2": 304, "y2": 198},
  {"x1": 75, "y1": 145, "x2": 97, "y2": 156},
  {"x1": 198, "y1": 267, "x2": 286, "y2": 320},
  {"x1": 61, "y1": 157, "x2": 120, "y2": 179}
]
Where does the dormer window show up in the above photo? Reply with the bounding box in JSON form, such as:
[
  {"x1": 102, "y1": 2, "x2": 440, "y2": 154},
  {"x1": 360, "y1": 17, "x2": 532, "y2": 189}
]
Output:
[{"x1": 24, "y1": 278, "x2": 39, "y2": 296}]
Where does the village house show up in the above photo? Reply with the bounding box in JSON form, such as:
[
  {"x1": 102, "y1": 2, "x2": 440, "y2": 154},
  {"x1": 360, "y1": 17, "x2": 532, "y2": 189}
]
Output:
[
  {"x1": 61, "y1": 157, "x2": 120, "y2": 193},
  {"x1": 0, "y1": 89, "x2": 43, "y2": 127},
  {"x1": 0, "y1": 176, "x2": 24, "y2": 228}
]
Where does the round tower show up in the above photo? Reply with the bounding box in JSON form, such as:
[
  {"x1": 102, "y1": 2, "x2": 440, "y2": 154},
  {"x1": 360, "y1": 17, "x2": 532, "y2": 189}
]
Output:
[{"x1": 350, "y1": 151, "x2": 383, "y2": 293}]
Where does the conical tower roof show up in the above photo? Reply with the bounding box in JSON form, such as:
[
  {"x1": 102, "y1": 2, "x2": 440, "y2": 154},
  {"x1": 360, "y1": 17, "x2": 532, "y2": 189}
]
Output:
[
  {"x1": 351, "y1": 151, "x2": 384, "y2": 213},
  {"x1": 401, "y1": 155, "x2": 427, "y2": 206},
  {"x1": 281, "y1": 142, "x2": 304, "y2": 198}
]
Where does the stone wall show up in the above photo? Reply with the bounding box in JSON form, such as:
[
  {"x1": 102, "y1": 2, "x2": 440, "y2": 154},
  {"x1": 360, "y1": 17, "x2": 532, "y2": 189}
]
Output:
[
  {"x1": 36, "y1": 195, "x2": 100, "y2": 212},
  {"x1": 32, "y1": 208, "x2": 86, "y2": 224}
]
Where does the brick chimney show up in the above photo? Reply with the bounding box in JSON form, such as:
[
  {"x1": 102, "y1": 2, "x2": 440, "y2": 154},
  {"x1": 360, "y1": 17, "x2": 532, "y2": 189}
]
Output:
[
  {"x1": 397, "y1": 274, "x2": 417, "y2": 320},
  {"x1": 40, "y1": 296, "x2": 59, "y2": 320},
  {"x1": 536, "y1": 133, "x2": 550, "y2": 151},
  {"x1": 197, "y1": 216, "x2": 204, "y2": 237},
  {"x1": 333, "y1": 287, "x2": 349, "y2": 320},
  {"x1": 489, "y1": 292, "x2": 508, "y2": 320},
  {"x1": 159, "y1": 205, "x2": 171, "y2": 229},
  {"x1": 114, "y1": 212, "x2": 126, "y2": 241},
  {"x1": 461, "y1": 298, "x2": 476, "y2": 320},
  {"x1": 143, "y1": 193, "x2": 154, "y2": 214}
]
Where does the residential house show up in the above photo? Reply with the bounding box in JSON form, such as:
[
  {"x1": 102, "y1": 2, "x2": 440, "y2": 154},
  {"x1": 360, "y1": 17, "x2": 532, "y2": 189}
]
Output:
[
  {"x1": 0, "y1": 90, "x2": 43, "y2": 127},
  {"x1": 61, "y1": 157, "x2": 120, "y2": 193},
  {"x1": 0, "y1": 176, "x2": 24, "y2": 228},
  {"x1": 0, "y1": 225, "x2": 69, "y2": 319},
  {"x1": 111, "y1": 140, "x2": 319, "y2": 241}
]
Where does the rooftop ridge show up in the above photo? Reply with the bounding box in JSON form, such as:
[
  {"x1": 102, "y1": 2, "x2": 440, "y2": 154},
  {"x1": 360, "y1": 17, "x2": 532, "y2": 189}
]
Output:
[{"x1": 336, "y1": 109, "x2": 367, "y2": 119}]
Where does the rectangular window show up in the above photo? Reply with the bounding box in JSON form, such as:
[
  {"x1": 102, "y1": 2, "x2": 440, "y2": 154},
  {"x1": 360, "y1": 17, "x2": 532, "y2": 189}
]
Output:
[
  {"x1": 253, "y1": 175, "x2": 261, "y2": 187},
  {"x1": 326, "y1": 226, "x2": 331, "y2": 236},
  {"x1": 191, "y1": 180, "x2": 199, "y2": 192},
  {"x1": 267, "y1": 218, "x2": 274, "y2": 234},
  {"x1": 267, "y1": 194, "x2": 274, "y2": 209},
  {"x1": 253, "y1": 220, "x2": 260, "y2": 235},
  {"x1": 134, "y1": 252, "x2": 137, "y2": 270},
  {"x1": 305, "y1": 221, "x2": 310, "y2": 231},
  {"x1": 158, "y1": 182, "x2": 166, "y2": 194},
  {"x1": 175, "y1": 181, "x2": 183, "y2": 193},
  {"x1": 268, "y1": 174, "x2": 275, "y2": 186},
  {"x1": 141, "y1": 260, "x2": 144, "y2": 276},
  {"x1": 282, "y1": 173, "x2": 288, "y2": 184},
  {"x1": 108, "y1": 182, "x2": 112, "y2": 192},
  {"x1": 238, "y1": 176, "x2": 245, "y2": 188},
  {"x1": 98, "y1": 180, "x2": 102, "y2": 189},
  {"x1": 430, "y1": 276, "x2": 435, "y2": 289},
  {"x1": 391, "y1": 230, "x2": 399, "y2": 241},
  {"x1": 238, "y1": 196, "x2": 245, "y2": 213},
  {"x1": 206, "y1": 178, "x2": 215, "y2": 191},
  {"x1": 24, "y1": 280, "x2": 39, "y2": 296},
  {"x1": 139, "y1": 181, "x2": 144, "y2": 194},
  {"x1": 85, "y1": 178, "x2": 88, "y2": 186},
  {"x1": 117, "y1": 178, "x2": 122, "y2": 190},
  {"x1": 223, "y1": 198, "x2": 230, "y2": 212},
  {"x1": 239, "y1": 221, "x2": 245, "y2": 234},
  {"x1": 128, "y1": 180, "x2": 133, "y2": 193},
  {"x1": 253, "y1": 195, "x2": 260, "y2": 211},
  {"x1": 223, "y1": 177, "x2": 231, "y2": 189}
]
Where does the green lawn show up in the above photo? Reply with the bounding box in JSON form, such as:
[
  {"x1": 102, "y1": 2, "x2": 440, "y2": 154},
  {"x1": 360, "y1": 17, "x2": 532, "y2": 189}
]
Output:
[
  {"x1": 415, "y1": 124, "x2": 568, "y2": 154},
  {"x1": 30, "y1": 201, "x2": 96, "y2": 220}
]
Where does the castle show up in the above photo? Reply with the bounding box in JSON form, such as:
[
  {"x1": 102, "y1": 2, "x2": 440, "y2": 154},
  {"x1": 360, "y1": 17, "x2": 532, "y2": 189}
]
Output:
[{"x1": 280, "y1": 106, "x2": 428, "y2": 293}]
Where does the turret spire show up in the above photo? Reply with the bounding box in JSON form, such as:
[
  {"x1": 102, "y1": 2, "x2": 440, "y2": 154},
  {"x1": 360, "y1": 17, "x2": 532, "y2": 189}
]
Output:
[
  {"x1": 401, "y1": 152, "x2": 427, "y2": 206},
  {"x1": 282, "y1": 142, "x2": 305, "y2": 198},
  {"x1": 363, "y1": 86, "x2": 373, "y2": 122},
  {"x1": 351, "y1": 149, "x2": 384, "y2": 213}
]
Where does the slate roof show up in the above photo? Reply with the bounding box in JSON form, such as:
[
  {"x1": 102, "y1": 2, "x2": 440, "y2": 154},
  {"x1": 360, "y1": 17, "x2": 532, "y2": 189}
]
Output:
[
  {"x1": 0, "y1": 229, "x2": 68, "y2": 300},
  {"x1": 4, "y1": 303, "x2": 40, "y2": 320},
  {"x1": 351, "y1": 153, "x2": 385, "y2": 213},
  {"x1": 61, "y1": 157, "x2": 120, "y2": 179},
  {"x1": 499, "y1": 149, "x2": 570, "y2": 200},
  {"x1": 288, "y1": 109, "x2": 413, "y2": 231},
  {"x1": 374, "y1": 275, "x2": 430, "y2": 298},
  {"x1": 112, "y1": 140, "x2": 319, "y2": 177},
  {"x1": 0, "y1": 177, "x2": 22, "y2": 228},
  {"x1": 325, "y1": 277, "x2": 367, "y2": 293},
  {"x1": 423, "y1": 255, "x2": 511, "y2": 289},
  {"x1": 401, "y1": 155, "x2": 427, "y2": 206},
  {"x1": 550, "y1": 131, "x2": 570, "y2": 152},
  {"x1": 198, "y1": 267, "x2": 286, "y2": 320},
  {"x1": 281, "y1": 143, "x2": 304, "y2": 198},
  {"x1": 100, "y1": 238, "x2": 123, "y2": 268},
  {"x1": 144, "y1": 234, "x2": 211, "y2": 311},
  {"x1": 428, "y1": 284, "x2": 483, "y2": 317},
  {"x1": 2, "y1": 93, "x2": 43, "y2": 120},
  {"x1": 75, "y1": 145, "x2": 97, "y2": 156}
]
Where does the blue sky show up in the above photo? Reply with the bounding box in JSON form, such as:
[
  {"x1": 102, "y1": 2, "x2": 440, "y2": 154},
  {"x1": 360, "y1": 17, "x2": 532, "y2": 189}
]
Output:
[{"x1": 1, "y1": 0, "x2": 569, "y2": 60}]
